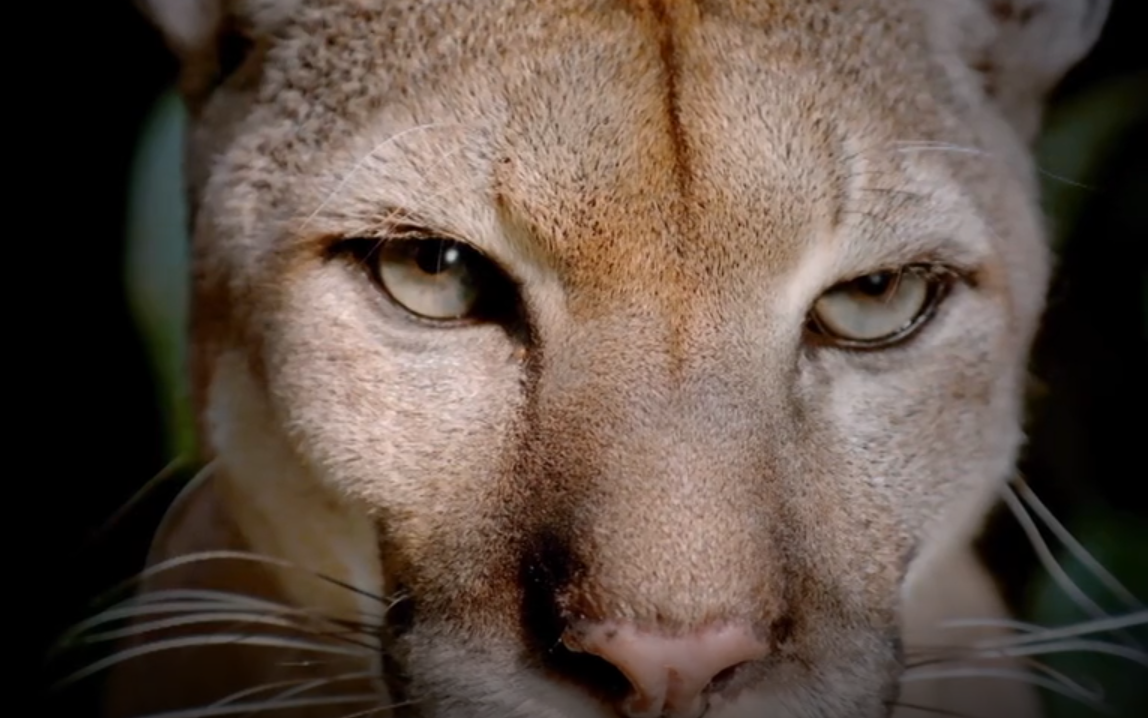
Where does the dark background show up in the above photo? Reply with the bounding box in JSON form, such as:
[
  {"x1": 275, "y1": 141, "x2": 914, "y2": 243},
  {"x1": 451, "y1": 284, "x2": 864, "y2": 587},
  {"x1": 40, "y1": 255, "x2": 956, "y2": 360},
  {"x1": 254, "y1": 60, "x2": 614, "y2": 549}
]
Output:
[{"x1": 34, "y1": 1, "x2": 1146, "y2": 717}]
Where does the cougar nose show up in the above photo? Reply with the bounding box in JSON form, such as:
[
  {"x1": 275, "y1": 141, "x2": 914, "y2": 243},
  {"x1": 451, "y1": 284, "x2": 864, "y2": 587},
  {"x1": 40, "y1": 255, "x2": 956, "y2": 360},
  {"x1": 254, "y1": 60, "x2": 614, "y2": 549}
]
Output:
[{"x1": 562, "y1": 621, "x2": 769, "y2": 718}]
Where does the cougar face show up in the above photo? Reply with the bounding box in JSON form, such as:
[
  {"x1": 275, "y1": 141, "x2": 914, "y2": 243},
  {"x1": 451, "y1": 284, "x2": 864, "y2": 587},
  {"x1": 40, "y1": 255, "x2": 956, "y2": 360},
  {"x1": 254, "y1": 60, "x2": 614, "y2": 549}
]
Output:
[{"x1": 117, "y1": 1, "x2": 1111, "y2": 717}]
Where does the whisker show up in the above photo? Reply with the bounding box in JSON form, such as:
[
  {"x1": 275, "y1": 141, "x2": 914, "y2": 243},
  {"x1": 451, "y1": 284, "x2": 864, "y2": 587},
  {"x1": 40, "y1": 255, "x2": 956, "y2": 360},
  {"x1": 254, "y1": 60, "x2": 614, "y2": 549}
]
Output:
[
  {"x1": 983, "y1": 638, "x2": 1148, "y2": 666},
  {"x1": 1004, "y1": 483, "x2": 1145, "y2": 650},
  {"x1": 126, "y1": 588, "x2": 365, "y2": 612},
  {"x1": 1001, "y1": 484, "x2": 1112, "y2": 622},
  {"x1": 67, "y1": 598, "x2": 379, "y2": 636},
  {"x1": 69, "y1": 590, "x2": 307, "y2": 628},
  {"x1": 1021, "y1": 658, "x2": 1105, "y2": 702},
  {"x1": 233, "y1": 672, "x2": 382, "y2": 718},
  {"x1": 933, "y1": 617, "x2": 1044, "y2": 634},
  {"x1": 854, "y1": 186, "x2": 934, "y2": 203},
  {"x1": 54, "y1": 633, "x2": 374, "y2": 690},
  {"x1": 77, "y1": 612, "x2": 323, "y2": 643},
  {"x1": 51, "y1": 597, "x2": 265, "y2": 659},
  {"x1": 903, "y1": 653, "x2": 1106, "y2": 707},
  {"x1": 208, "y1": 672, "x2": 377, "y2": 707},
  {"x1": 1011, "y1": 475, "x2": 1143, "y2": 610},
  {"x1": 900, "y1": 667, "x2": 1108, "y2": 709},
  {"x1": 251, "y1": 674, "x2": 376, "y2": 704},
  {"x1": 334, "y1": 699, "x2": 424, "y2": 718},
  {"x1": 84, "y1": 456, "x2": 196, "y2": 549},
  {"x1": 909, "y1": 637, "x2": 1148, "y2": 666},
  {"x1": 333, "y1": 151, "x2": 476, "y2": 255},
  {"x1": 951, "y1": 611, "x2": 1148, "y2": 649},
  {"x1": 74, "y1": 612, "x2": 382, "y2": 653},
  {"x1": 298, "y1": 122, "x2": 468, "y2": 234},
  {"x1": 890, "y1": 140, "x2": 1099, "y2": 190},
  {"x1": 893, "y1": 141, "x2": 992, "y2": 158},
  {"x1": 882, "y1": 700, "x2": 974, "y2": 717},
  {"x1": 53, "y1": 586, "x2": 385, "y2": 660},
  {"x1": 52, "y1": 601, "x2": 234, "y2": 655},
  {"x1": 105, "y1": 550, "x2": 390, "y2": 606},
  {"x1": 132, "y1": 694, "x2": 382, "y2": 718},
  {"x1": 1035, "y1": 169, "x2": 1097, "y2": 190},
  {"x1": 275, "y1": 657, "x2": 370, "y2": 669}
]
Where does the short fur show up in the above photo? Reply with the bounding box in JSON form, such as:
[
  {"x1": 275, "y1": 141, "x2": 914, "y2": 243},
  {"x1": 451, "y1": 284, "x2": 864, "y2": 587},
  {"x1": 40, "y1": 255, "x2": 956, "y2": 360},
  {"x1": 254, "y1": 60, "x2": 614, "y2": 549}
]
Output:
[{"x1": 106, "y1": 1, "x2": 1110, "y2": 717}]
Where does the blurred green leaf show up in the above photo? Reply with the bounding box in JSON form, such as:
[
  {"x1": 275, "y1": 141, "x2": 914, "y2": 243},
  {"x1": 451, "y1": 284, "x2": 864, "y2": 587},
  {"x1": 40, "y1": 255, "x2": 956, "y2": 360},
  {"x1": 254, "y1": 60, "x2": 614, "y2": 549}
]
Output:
[
  {"x1": 1028, "y1": 69, "x2": 1148, "y2": 718},
  {"x1": 124, "y1": 90, "x2": 194, "y2": 458},
  {"x1": 1029, "y1": 508, "x2": 1148, "y2": 718},
  {"x1": 1036, "y1": 73, "x2": 1148, "y2": 251}
]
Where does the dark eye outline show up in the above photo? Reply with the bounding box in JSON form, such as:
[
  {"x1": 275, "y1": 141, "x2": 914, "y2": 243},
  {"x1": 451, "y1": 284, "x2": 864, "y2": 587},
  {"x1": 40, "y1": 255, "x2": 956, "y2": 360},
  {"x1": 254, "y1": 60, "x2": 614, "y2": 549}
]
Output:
[
  {"x1": 803, "y1": 264, "x2": 959, "y2": 351},
  {"x1": 334, "y1": 234, "x2": 522, "y2": 327}
]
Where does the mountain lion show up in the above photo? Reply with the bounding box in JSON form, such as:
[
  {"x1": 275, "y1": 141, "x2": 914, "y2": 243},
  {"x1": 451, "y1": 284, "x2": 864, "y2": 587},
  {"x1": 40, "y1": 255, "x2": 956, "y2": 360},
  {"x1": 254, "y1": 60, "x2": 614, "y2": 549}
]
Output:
[{"x1": 103, "y1": 0, "x2": 1115, "y2": 717}]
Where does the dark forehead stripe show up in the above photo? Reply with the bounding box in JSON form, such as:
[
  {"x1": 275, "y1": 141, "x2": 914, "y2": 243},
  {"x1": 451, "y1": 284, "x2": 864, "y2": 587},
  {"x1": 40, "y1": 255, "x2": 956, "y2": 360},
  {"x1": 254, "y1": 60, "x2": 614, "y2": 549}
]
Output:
[
  {"x1": 490, "y1": 2, "x2": 702, "y2": 265},
  {"x1": 636, "y1": 0, "x2": 695, "y2": 201},
  {"x1": 621, "y1": 0, "x2": 705, "y2": 375}
]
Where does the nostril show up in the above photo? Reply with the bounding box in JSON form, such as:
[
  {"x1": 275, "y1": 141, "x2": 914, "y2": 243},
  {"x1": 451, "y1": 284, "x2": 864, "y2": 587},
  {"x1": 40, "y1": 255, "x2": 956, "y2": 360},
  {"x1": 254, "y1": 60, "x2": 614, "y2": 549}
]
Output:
[
  {"x1": 560, "y1": 621, "x2": 770, "y2": 718},
  {"x1": 549, "y1": 634, "x2": 634, "y2": 702},
  {"x1": 705, "y1": 661, "x2": 749, "y2": 694}
]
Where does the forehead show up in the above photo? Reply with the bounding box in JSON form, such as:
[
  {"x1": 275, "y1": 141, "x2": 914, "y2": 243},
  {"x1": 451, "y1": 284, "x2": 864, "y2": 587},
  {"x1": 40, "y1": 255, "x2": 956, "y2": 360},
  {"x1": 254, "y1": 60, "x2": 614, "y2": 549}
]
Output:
[{"x1": 232, "y1": 0, "x2": 971, "y2": 301}]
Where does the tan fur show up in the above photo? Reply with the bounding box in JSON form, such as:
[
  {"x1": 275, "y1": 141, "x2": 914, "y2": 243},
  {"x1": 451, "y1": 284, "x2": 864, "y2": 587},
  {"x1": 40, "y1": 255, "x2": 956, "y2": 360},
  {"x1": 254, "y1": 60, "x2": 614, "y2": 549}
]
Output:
[{"x1": 108, "y1": 1, "x2": 1110, "y2": 716}]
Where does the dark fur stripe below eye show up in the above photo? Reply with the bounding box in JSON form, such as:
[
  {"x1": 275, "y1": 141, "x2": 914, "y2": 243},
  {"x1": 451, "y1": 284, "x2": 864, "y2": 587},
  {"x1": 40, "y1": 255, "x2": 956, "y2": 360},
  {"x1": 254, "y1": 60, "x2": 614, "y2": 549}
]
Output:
[{"x1": 516, "y1": 529, "x2": 632, "y2": 703}]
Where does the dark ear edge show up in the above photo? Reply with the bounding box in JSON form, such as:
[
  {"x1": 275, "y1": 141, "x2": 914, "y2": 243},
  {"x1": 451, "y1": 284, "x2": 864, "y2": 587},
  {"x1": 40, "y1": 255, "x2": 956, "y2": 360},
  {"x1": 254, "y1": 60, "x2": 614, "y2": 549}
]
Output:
[{"x1": 136, "y1": 0, "x2": 261, "y2": 107}]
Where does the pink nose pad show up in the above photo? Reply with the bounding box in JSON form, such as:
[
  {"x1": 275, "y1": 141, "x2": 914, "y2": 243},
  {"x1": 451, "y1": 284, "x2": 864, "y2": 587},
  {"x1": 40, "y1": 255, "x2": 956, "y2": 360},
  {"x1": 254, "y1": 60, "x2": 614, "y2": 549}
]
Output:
[{"x1": 562, "y1": 621, "x2": 770, "y2": 718}]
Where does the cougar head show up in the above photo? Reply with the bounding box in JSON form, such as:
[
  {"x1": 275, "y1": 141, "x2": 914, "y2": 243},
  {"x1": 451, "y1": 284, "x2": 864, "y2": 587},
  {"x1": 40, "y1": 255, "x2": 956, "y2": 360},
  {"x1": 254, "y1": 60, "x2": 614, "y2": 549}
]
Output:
[{"x1": 112, "y1": 1, "x2": 1111, "y2": 717}]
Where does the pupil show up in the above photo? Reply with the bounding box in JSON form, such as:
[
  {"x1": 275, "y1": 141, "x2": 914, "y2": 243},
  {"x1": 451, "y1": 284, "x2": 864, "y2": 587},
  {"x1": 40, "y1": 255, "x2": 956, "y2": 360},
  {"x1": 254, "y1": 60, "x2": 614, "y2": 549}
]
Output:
[
  {"x1": 415, "y1": 240, "x2": 462, "y2": 275},
  {"x1": 856, "y1": 272, "x2": 894, "y2": 297}
]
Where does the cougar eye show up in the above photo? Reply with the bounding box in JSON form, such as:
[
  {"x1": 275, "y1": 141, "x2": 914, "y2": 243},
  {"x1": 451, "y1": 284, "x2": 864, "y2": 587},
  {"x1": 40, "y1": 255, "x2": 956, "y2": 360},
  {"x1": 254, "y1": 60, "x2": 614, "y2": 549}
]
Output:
[
  {"x1": 806, "y1": 265, "x2": 951, "y2": 348},
  {"x1": 367, "y1": 237, "x2": 508, "y2": 322}
]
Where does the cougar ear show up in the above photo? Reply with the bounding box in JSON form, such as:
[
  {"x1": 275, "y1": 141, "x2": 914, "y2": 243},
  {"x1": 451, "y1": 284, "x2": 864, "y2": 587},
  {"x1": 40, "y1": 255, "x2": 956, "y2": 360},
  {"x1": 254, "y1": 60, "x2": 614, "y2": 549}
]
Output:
[
  {"x1": 138, "y1": 0, "x2": 298, "y2": 104},
  {"x1": 139, "y1": 0, "x2": 225, "y2": 59},
  {"x1": 938, "y1": 0, "x2": 1111, "y2": 142}
]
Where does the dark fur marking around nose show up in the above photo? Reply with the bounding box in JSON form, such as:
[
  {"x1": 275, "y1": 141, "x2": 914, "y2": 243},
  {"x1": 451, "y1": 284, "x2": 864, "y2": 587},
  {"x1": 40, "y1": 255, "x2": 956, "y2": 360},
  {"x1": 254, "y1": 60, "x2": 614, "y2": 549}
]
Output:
[
  {"x1": 378, "y1": 581, "x2": 416, "y2": 709},
  {"x1": 768, "y1": 613, "x2": 796, "y2": 650},
  {"x1": 889, "y1": 632, "x2": 906, "y2": 667},
  {"x1": 384, "y1": 582, "x2": 417, "y2": 638},
  {"x1": 517, "y1": 528, "x2": 631, "y2": 703},
  {"x1": 879, "y1": 631, "x2": 908, "y2": 718}
]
